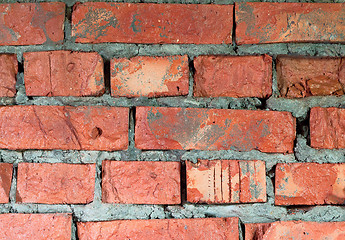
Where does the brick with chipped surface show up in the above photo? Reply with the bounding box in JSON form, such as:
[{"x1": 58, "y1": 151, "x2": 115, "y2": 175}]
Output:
[
  {"x1": 0, "y1": 163, "x2": 12, "y2": 204},
  {"x1": 0, "y1": 54, "x2": 17, "y2": 97}
]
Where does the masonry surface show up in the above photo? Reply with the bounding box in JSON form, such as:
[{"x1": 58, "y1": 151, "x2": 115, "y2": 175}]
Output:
[{"x1": 1, "y1": 0, "x2": 345, "y2": 239}]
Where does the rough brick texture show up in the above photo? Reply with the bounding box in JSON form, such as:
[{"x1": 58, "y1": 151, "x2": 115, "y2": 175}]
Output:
[
  {"x1": 245, "y1": 221, "x2": 345, "y2": 240},
  {"x1": 78, "y1": 217, "x2": 239, "y2": 240},
  {"x1": 236, "y1": 3, "x2": 345, "y2": 44},
  {"x1": 194, "y1": 55, "x2": 272, "y2": 98},
  {"x1": 0, "y1": 214, "x2": 71, "y2": 240},
  {"x1": 0, "y1": 54, "x2": 17, "y2": 97},
  {"x1": 0, "y1": 106, "x2": 128, "y2": 150},
  {"x1": 72, "y1": 2, "x2": 233, "y2": 44},
  {"x1": 0, "y1": 3, "x2": 65, "y2": 46},
  {"x1": 275, "y1": 163, "x2": 345, "y2": 205},
  {"x1": 277, "y1": 56, "x2": 345, "y2": 98},
  {"x1": 0, "y1": 163, "x2": 12, "y2": 204},
  {"x1": 187, "y1": 160, "x2": 266, "y2": 203},
  {"x1": 16, "y1": 163, "x2": 95, "y2": 204},
  {"x1": 102, "y1": 161, "x2": 180, "y2": 204},
  {"x1": 310, "y1": 107, "x2": 345, "y2": 149},
  {"x1": 111, "y1": 55, "x2": 189, "y2": 97},
  {"x1": 135, "y1": 107, "x2": 296, "y2": 153},
  {"x1": 24, "y1": 51, "x2": 104, "y2": 97}
]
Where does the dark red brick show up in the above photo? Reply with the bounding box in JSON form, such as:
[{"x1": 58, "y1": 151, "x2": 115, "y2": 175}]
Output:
[
  {"x1": 78, "y1": 218, "x2": 239, "y2": 240},
  {"x1": 245, "y1": 221, "x2": 345, "y2": 240},
  {"x1": 0, "y1": 106, "x2": 128, "y2": 150},
  {"x1": 310, "y1": 107, "x2": 345, "y2": 149},
  {"x1": 275, "y1": 163, "x2": 345, "y2": 205},
  {"x1": 102, "y1": 161, "x2": 180, "y2": 204},
  {"x1": 186, "y1": 160, "x2": 266, "y2": 204},
  {"x1": 194, "y1": 55, "x2": 272, "y2": 98},
  {"x1": 135, "y1": 107, "x2": 296, "y2": 153},
  {"x1": 16, "y1": 163, "x2": 95, "y2": 204},
  {"x1": 236, "y1": 3, "x2": 345, "y2": 44},
  {"x1": 0, "y1": 54, "x2": 17, "y2": 97},
  {"x1": 0, "y1": 3, "x2": 65, "y2": 45},
  {"x1": 111, "y1": 55, "x2": 189, "y2": 97},
  {"x1": 0, "y1": 214, "x2": 71, "y2": 240},
  {"x1": 0, "y1": 163, "x2": 12, "y2": 204},
  {"x1": 24, "y1": 51, "x2": 104, "y2": 97},
  {"x1": 277, "y1": 56, "x2": 345, "y2": 98},
  {"x1": 72, "y1": 2, "x2": 233, "y2": 44}
]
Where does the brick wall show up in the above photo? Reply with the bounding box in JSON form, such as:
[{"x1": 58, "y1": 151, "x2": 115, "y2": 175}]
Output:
[{"x1": 0, "y1": 1, "x2": 345, "y2": 239}]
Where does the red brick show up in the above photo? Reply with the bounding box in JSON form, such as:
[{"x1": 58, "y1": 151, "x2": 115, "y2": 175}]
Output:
[
  {"x1": 236, "y1": 3, "x2": 345, "y2": 45},
  {"x1": 0, "y1": 54, "x2": 17, "y2": 97},
  {"x1": 111, "y1": 55, "x2": 189, "y2": 98},
  {"x1": 102, "y1": 161, "x2": 180, "y2": 204},
  {"x1": 78, "y1": 217, "x2": 239, "y2": 240},
  {"x1": 275, "y1": 163, "x2": 345, "y2": 205},
  {"x1": 0, "y1": 213, "x2": 71, "y2": 240},
  {"x1": 194, "y1": 55, "x2": 272, "y2": 98},
  {"x1": 16, "y1": 163, "x2": 95, "y2": 204},
  {"x1": 72, "y1": 2, "x2": 233, "y2": 44},
  {"x1": 310, "y1": 107, "x2": 345, "y2": 149},
  {"x1": 187, "y1": 160, "x2": 266, "y2": 204},
  {"x1": 24, "y1": 51, "x2": 104, "y2": 97},
  {"x1": 0, "y1": 163, "x2": 12, "y2": 204},
  {"x1": 0, "y1": 106, "x2": 128, "y2": 150},
  {"x1": 135, "y1": 107, "x2": 295, "y2": 153},
  {"x1": 245, "y1": 221, "x2": 345, "y2": 240},
  {"x1": 277, "y1": 56, "x2": 345, "y2": 98},
  {"x1": 0, "y1": 3, "x2": 65, "y2": 46}
]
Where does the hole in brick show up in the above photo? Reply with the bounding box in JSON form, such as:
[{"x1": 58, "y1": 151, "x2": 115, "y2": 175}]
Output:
[
  {"x1": 91, "y1": 127, "x2": 103, "y2": 139},
  {"x1": 177, "y1": 86, "x2": 180, "y2": 92},
  {"x1": 67, "y1": 62, "x2": 75, "y2": 72}
]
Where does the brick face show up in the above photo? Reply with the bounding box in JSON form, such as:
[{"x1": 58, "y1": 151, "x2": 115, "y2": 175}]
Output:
[
  {"x1": 0, "y1": 54, "x2": 17, "y2": 97},
  {"x1": 111, "y1": 55, "x2": 189, "y2": 97},
  {"x1": 72, "y1": 2, "x2": 233, "y2": 44},
  {"x1": 102, "y1": 161, "x2": 181, "y2": 204},
  {"x1": 16, "y1": 163, "x2": 96, "y2": 204},
  {"x1": 277, "y1": 56, "x2": 345, "y2": 98},
  {"x1": 77, "y1": 218, "x2": 239, "y2": 240},
  {"x1": 0, "y1": 106, "x2": 128, "y2": 150},
  {"x1": 275, "y1": 163, "x2": 345, "y2": 205},
  {"x1": 135, "y1": 107, "x2": 296, "y2": 153},
  {"x1": 0, "y1": 214, "x2": 72, "y2": 240},
  {"x1": 245, "y1": 221, "x2": 345, "y2": 240},
  {"x1": 236, "y1": 2, "x2": 345, "y2": 44},
  {"x1": 193, "y1": 55, "x2": 272, "y2": 98},
  {"x1": 186, "y1": 160, "x2": 266, "y2": 203},
  {"x1": 24, "y1": 51, "x2": 105, "y2": 97},
  {"x1": 0, "y1": 163, "x2": 12, "y2": 204},
  {"x1": 0, "y1": 3, "x2": 65, "y2": 45},
  {"x1": 310, "y1": 107, "x2": 345, "y2": 149}
]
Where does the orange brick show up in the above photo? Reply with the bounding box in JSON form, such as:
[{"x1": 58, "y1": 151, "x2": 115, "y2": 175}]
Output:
[
  {"x1": 0, "y1": 163, "x2": 12, "y2": 204},
  {"x1": 111, "y1": 55, "x2": 189, "y2": 97},
  {"x1": 0, "y1": 54, "x2": 17, "y2": 97}
]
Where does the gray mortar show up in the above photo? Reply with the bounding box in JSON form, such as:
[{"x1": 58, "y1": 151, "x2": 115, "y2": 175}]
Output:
[{"x1": 0, "y1": 0, "x2": 344, "y2": 239}]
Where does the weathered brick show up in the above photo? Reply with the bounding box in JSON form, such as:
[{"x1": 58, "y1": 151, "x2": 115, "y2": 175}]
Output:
[
  {"x1": 245, "y1": 221, "x2": 345, "y2": 240},
  {"x1": 0, "y1": 3, "x2": 65, "y2": 46},
  {"x1": 236, "y1": 3, "x2": 345, "y2": 45},
  {"x1": 135, "y1": 107, "x2": 295, "y2": 153},
  {"x1": 277, "y1": 56, "x2": 345, "y2": 98},
  {"x1": 275, "y1": 163, "x2": 345, "y2": 205},
  {"x1": 0, "y1": 54, "x2": 17, "y2": 97},
  {"x1": 0, "y1": 106, "x2": 128, "y2": 150},
  {"x1": 78, "y1": 217, "x2": 239, "y2": 240},
  {"x1": 16, "y1": 163, "x2": 95, "y2": 204},
  {"x1": 24, "y1": 51, "x2": 104, "y2": 97},
  {"x1": 72, "y1": 2, "x2": 233, "y2": 44},
  {"x1": 0, "y1": 213, "x2": 71, "y2": 240},
  {"x1": 187, "y1": 160, "x2": 266, "y2": 204},
  {"x1": 194, "y1": 55, "x2": 272, "y2": 98},
  {"x1": 310, "y1": 107, "x2": 345, "y2": 149},
  {"x1": 111, "y1": 55, "x2": 189, "y2": 98},
  {"x1": 102, "y1": 161, "x2": 180, "y2": 204},
  {"x1": 0, "y1": 163, "x2": 12, "y2": 204}
]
